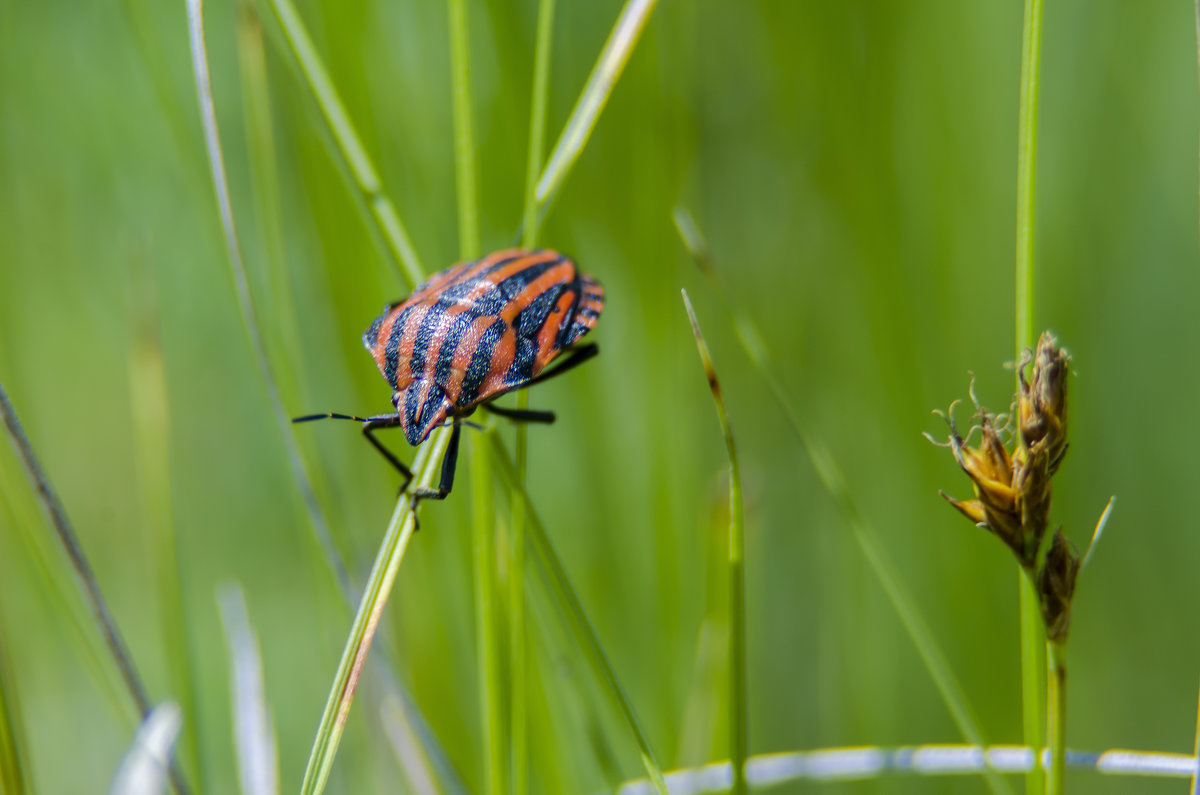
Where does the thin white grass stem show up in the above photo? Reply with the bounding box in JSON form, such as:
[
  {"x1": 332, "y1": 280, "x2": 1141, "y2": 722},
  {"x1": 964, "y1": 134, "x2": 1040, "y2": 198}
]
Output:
[
  {"x1": 535, "y1": 0, "x2": 659, "y2": 214},
  {"x1": 264, "y1": 0, "x2": 425, "y2": 288},
  {"x1": 0, "y1": 382, "x2": 190, "y2": 795},
  {"x1": 235, "y1": 0, "x2": 306, "y2": 379},
  {"x1": 486, "y1": 431, "x2": 670, "y2": 795},
  {"x1": 681, "y1": 291, "x2": 747, "y2": 795},
  {"x1": 300, "y1": 427, "x2": 451, "y2": 795},
  {"x1": 217, "y1": 585, "x2": 279, "y2": 795},
  {"x1": 1191, "y1": 673, "x2": 1200, "y2": 795},
  {"x1": 672, "y1": 208, "x2": 1011, "y2": 795},
  {"x1": 614, "y1": 744, "x2": 1200, "y2": 794},
  {"x1": 186, "y1": 0, "x2": 352, "y2": 603},
  {"x1": 109, "y1": 703, "x2": 183, "y2": 795}
]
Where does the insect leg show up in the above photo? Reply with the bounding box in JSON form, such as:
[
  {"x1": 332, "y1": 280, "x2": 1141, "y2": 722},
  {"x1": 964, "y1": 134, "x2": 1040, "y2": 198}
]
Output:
[
  {"x1": 360, "y1": 415, "x2": 415, "y2": 493},
  {"x1": 412, "y1": 419, "x2": 462, "y2": 503},
  {"x1": 525, "y1": 342, "x2": 599, "y2": 388},
  {"x1": 481, "y1": 404, "x2": 556, "y2": 424}
]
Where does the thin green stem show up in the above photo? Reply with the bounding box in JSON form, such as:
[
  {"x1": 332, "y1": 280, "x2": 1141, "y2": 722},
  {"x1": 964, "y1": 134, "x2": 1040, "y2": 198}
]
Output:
[
  {"x1": 681, "y1": 291, "x2": 747, "y2": 795},
  {"x1": 447, "y1": 1, "x2": 503, "y2": 791},
  {"x1": 1019, "y1": 573, "x2": 1046, "y2": 793},
  {"x1": 1015, "y1": 0, "x2": 1042, "y2": 355},
  {"x1": 472, "y1": 432, "x2": 506, "y2": 795},
  {"x1": 1046, "y1": 641, "x2": 1066, "y2": 795},
  {"x1": 512, "y1": 2, "x2": 556, "y2": 790},
  {"x1": 1015, "y1": 0, "x2": 1046, "y2": 790},
  {"x1": 486, "y1": 431, "x2": 670, "y2": 795},
  {"x1": 188, "y1": 0, "x2": 352, "y2": 603},
  {"x1": 673, "y1": 207, "x2": 1012, "y2": 795},
  {"x1": 522, "y1": 0, "x2": 556, "y2": 250}
]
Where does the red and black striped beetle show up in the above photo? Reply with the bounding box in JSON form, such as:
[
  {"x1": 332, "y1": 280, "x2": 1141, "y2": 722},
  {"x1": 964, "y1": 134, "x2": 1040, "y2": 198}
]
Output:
[{"x1": 294, "y1": 248, "x2": 604, "y2": 508}]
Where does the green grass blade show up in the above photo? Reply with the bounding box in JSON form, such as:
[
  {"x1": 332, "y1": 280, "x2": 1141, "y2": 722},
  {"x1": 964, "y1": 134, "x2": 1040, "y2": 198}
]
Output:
[
  {"x1": 127, "y1": 260, "x2": 204, "y2": 794},
  {"x1": 300, "y1": 427, "x2": 451, "y2": 795},
  {"x1": 680, "y1": 291, "x2": 746, "y2": 795},
  {"x1": 535, "y1": 0, "x2": 658, "y2": 214},
  {"x1": 673, "y1": 208, "x2": 1012, "y2": 795},
  {"x1": 0, "y1": 470, "x2": 130, "y2": 725},
  {"x1": 0, "y1": 627, "x2": 29, "y2": 795},
  {"x1": 1014, "y1": 1, "x2": 1046, "y2": 791},
  {"x1": 486, "y1": 431, "x2": 670, "y2": 795},
  {"x1": 264, "y1": 0, "x2": 425, "y2": 288}
]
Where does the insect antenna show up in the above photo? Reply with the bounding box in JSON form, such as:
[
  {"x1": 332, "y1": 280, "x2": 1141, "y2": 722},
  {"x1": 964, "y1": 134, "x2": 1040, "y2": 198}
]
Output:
[{"x1": 293, "y1": 412, "x2": 393, "y2": 424}]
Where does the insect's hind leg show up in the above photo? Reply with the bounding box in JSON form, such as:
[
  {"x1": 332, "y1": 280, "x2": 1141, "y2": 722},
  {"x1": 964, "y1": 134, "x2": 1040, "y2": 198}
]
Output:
[
  {"x1": 482, "y1": 403, "x2": 556, "y2": 424},
  {"x1": 525, "y1": 342, "x2": 599, "y2": 388}
]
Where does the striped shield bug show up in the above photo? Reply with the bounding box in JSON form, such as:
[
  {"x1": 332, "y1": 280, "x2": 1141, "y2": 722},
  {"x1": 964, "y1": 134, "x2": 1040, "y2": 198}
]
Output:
[{"x1": 294, "y1": 248, "x2": 604, "y2": 512}]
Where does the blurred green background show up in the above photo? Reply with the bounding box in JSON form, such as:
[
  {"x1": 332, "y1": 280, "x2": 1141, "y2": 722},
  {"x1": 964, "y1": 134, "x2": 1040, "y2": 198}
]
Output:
[{"x1": 2, "y1": 0, "x2": 1199, "y2": 793}]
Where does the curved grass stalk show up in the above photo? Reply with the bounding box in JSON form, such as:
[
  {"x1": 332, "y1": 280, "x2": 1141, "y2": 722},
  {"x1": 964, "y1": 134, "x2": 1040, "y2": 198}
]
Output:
[
  {"x1": 681, "y1": 291, "x2": 747, "y2": 795},
  {"x1": 264, "y1": 0, "x2": 425, "y2": 289},
  {"x1": 673, "y1": 208, "x2": 1011, "y2": 795},
  {"x1": 187, "y1": 4, "x2": 456, "y2": 791},
  {"x1": 535, "y1": 0, "x2": 659, "y2": 215},
  {"x1": 300, "y1": 427, "x2": 451, "y2": 795},
  {"x1": 486, "y1": 431, "x2": 670, "y2": 795}
]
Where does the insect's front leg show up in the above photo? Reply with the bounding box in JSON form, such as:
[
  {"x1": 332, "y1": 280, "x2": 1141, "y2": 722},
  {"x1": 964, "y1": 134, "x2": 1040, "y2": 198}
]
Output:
[
  {"x1": 360, "y1": 415, "x2": 415, "y2": 493},
  {"x1": 408, "y1": 421, "x2": 463, "y2": 525}
]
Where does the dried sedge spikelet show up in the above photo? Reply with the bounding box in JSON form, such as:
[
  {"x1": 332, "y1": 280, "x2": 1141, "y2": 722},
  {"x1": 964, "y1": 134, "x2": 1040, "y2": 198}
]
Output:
[
  {"x1": 1013, "y1": 332, "x2": 1070, "y2": 559},
  {"x1": 938, "y1": 408, "x2": 1024, "y2": 560},
  {"x1": 1037, "y1": 528, "x2": 1080, "y2": 641},
  {"x1": 931, "y1": 331, "x2": 1079, "y2": 640}
]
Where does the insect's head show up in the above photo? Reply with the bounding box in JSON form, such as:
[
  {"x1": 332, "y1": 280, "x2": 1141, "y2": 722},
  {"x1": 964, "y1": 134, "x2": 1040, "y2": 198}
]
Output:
[{"x1": 392, "y1": 380, "x2": 452, "y2": 447}]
